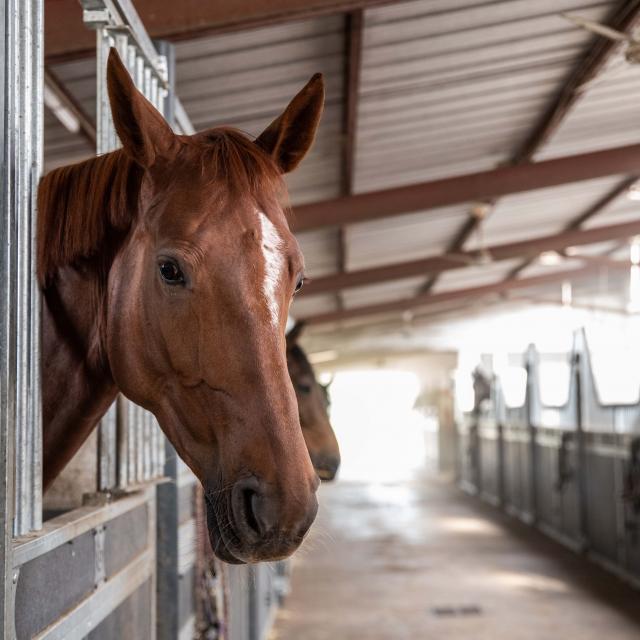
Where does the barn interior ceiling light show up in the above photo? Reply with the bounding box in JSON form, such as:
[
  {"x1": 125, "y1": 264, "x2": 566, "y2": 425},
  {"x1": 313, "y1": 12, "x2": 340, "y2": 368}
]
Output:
[
  {"x1": 563, "y1": 13, "x2": 640, "y2": 64},
  {"x1": 539, "y1": 251, "x2": 563, "y2": 266},
  {"x1": 626, "y1": 182, "x2": 640, "y2": 201}
]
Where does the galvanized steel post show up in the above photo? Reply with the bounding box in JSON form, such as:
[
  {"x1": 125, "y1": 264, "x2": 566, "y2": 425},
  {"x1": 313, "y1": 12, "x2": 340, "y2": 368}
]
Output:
[{"x1": 1, "y1": 0, "x2": 44, "y2": 635}]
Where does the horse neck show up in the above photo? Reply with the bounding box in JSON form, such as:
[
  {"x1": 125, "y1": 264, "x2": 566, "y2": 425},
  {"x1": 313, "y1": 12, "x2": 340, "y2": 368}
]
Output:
[
  {"x1": 41, "y1": 246, "x2": 122, "y2": 490},
  {"x1": 38, "y1": 150, "x2": 141, "y2": 489}
]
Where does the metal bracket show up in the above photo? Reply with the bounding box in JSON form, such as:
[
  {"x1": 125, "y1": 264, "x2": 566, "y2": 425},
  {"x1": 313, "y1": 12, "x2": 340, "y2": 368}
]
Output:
[
  {"x1": 94, "y1": 525, "x2": 106, "y2": 587},
  {"x1": 82, "y1": 9, "x2": 112, "y2": 28}
]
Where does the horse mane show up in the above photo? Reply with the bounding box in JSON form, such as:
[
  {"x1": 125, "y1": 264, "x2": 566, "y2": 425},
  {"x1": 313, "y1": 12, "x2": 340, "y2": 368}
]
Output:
[
  {"x1": 37, "y1": 127, "x2": 285, "y2": 287},
  {"x1": 37, "y1": 149, "x2": 142, "y2": 286}
]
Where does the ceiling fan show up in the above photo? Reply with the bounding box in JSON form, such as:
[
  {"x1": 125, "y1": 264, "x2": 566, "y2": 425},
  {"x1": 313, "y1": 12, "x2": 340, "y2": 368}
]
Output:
[
  {"x1": 562, "y1": 13, "x2": 640, "y2": 64},
  {"x1": 444, "y1": 202, "x2": 494, "y2": 267}
]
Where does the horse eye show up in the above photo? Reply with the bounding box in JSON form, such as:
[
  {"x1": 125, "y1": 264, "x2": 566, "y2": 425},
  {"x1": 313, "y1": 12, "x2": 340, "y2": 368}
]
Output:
[
  {"x1": 297, "y1": 383, "x2": 312, "y2": 395},
  {"x1": 294, "y1": 276, "x2": 305, "y2": 293},
  {"x1": 159, "y1": 260, "x2": 184, "y2": 285}
]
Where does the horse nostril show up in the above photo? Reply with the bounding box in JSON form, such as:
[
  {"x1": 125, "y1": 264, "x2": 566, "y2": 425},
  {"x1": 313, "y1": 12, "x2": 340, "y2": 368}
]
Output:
[
  {"x1": 243, "y1": 488, "x2": 261, "y2": 536},
  {"x1": 232, "y1": 477, "x2": 276, "y2": 541}
]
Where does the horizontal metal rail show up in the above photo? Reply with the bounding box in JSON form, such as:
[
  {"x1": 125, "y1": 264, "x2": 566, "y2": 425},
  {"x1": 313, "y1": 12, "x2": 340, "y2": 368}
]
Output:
[
  {"x1": 13, "y1": 485, "x2": 155, "y2": 567},
  {"x1": 34, "y1": 547, "x2": 153, "y2": 640}
]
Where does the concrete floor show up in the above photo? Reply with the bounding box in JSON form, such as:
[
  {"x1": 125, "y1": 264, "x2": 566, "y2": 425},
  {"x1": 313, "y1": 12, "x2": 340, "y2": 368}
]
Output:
[{"x1": 272, "y1": 474, "x2": 640, "y2": 640}]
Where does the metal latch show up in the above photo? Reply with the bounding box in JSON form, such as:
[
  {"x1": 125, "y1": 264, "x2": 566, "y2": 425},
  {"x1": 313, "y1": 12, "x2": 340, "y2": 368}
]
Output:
[{"x1": 555, "y1": 431, "x2": 574, "y2": 492}]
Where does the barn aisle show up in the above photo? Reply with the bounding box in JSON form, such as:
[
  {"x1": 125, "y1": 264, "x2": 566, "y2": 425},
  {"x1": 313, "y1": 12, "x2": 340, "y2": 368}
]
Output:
[{"x1": 272, "y1": 475, "x2": 640, "y2": 640}]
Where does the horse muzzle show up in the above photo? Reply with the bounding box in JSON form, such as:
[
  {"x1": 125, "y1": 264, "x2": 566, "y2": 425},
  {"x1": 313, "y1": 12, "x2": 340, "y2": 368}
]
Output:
[
  {"x1": 205, "y1": 474, "x2": 318, "y2": 563},
  {"x1": 311, "y1": 453, "x2": 341, "y2": 482}
]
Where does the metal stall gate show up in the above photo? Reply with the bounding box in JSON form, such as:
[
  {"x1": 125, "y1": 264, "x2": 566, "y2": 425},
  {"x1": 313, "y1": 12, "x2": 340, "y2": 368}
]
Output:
[
  {"x1": 0, "y1": 0, "x2": 199, "y2": 637},
  {"x1": 457, "y1": 329, "x2": 640, "y2": 586}
]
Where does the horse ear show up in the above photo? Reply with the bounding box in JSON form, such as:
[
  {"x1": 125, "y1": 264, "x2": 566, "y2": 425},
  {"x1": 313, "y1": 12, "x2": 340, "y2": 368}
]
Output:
[
  {"x1": 256, "y1": 74, "x2": 324, "y2": 173},
  {"x1": 107, "y1": 48, "x2": 176, "y2": 167},
  {"x1": 286, "y1": 321, "x2": 306, "y2": 345}
]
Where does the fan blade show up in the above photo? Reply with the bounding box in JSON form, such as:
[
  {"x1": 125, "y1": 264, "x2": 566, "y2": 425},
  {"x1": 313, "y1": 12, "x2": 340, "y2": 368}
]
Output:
[{"x1": 562, "y1": 13, "x2": 630, "y2": 42}]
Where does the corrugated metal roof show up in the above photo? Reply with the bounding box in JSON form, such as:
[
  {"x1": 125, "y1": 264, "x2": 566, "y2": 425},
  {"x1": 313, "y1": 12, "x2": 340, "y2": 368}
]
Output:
[
  {"x1": 342, "y1": 275, "x2": 426, "y2": 308},
  {"x1": 346, "y1": 204, "x2": 470, "y2": 270},
  {"x1": 291, "y1": 292, "x2": 338, "y2": 318},
  {"x1": 464, "y1": 176, "x2": 623, "y2": 250},
  {"x1": 432, "y1": 259, "x2": 523, "y2": 293},
  {"x1": 354, "y1": 0, "x2": 614, "y2": 192},
  {"x1": 296, "y1": 228, "x2": 340, "y2": 278},
  {"x1": 538, "y1": 53, "x2": 640, "y2": 160}
]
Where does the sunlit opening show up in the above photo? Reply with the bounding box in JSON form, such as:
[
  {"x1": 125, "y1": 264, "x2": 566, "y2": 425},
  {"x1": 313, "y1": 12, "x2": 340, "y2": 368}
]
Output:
[{"x1": 327, "y1": 370, "x2": 429, "y2": 483}]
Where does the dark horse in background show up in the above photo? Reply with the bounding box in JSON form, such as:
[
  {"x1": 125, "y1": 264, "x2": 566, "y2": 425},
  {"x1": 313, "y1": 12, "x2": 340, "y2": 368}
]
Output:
[
  {"x1": 287, "y1": 322, "x2": 340, "y2": 481},
  {"x1": 37, "y1": 49, "x2": 325, "y2": 564}
]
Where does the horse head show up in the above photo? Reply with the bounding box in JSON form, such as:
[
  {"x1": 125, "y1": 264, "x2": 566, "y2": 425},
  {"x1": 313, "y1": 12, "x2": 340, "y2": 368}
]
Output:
[
  {"x1": 286, "y1": 322, "x2": 340, "y2": 481},
  {"x1": 105, "y1": 50, "x2": 324, "y2": 563}
]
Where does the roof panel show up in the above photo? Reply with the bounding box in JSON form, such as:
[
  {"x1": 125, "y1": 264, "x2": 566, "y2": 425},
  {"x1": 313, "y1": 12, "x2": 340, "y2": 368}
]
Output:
[
  {"x1": 354, "y1": 0, "x2": 614, "y2": 193},
  {"x1": 464, "y1": 176, "x2": 624, "y2": 250},
  {"x1": 296, "y1": 229, "x2": 339, "y2": 278},
  {"x1": 432, "y1": 259, "x2": 524, "y2": 293},
  {"x1": 346, "y1": 204, "x2": 470, "y2": 270},
  {"x1": 538, "y1": 51, "x2": 640, "y2": 160},
  {"x1": 341, "y1": 276, "x2": 426, "y2": 309}
]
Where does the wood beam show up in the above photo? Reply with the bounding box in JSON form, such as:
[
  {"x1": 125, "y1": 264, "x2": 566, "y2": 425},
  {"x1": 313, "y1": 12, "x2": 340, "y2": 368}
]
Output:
[
  {"x1": 292, "y1": 144, "x2": 640, "y2": 231},
  {"x1": 341, "y1": 9, "x2": 362, "y2": 199},
  {"x1": 335, "y1": 9, "x2": 363, "y2": 309},
  {"x1": 300, "y1": 218, "x2": 640, "y2": 296},
  {"x1": 301, "y1": 263, "x2": 628, "y2": 325},
  {"x1": 45, "y1": 0, "x2": 393, "y2": 63}
]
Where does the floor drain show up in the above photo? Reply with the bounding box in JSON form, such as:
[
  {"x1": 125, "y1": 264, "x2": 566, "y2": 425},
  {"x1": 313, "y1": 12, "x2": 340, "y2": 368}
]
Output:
[{"x1": 431, "y1": 605, "x2": 483, "y2": 617}]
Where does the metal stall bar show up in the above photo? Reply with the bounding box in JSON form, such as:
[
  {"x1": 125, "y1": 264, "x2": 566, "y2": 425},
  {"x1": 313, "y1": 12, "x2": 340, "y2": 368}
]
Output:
[
  {"x1": 0, "y1": 0, "x2": 43, "y2": 635},
  {"x1": 80, "y1": 0, "x2": 187, "y2": 493},
  {"x1": 3, "y1": 0, "x2": 44, "y2": 538}
]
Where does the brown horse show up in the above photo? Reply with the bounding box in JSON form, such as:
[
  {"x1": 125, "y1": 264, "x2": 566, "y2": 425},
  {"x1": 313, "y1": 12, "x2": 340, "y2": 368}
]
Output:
[
  {"x1": 286, "y1": 322, "x2": 340, "y2": 481},
  {"x1": 38, "y1": 49, "x2": 324, "y2": 564}
]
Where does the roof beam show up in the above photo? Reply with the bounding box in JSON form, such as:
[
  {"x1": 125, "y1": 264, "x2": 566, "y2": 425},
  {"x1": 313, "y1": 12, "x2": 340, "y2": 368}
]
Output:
[
  {"x1": 341, "y1": 9, "x2": 362, "y2": 199},
  {"x1": 300, "y1": 218, "x2": 640, "y2": 296},
  {"x1": 335, "y1": 9, "x2": 363, "y2": 309},
  {"x1": 292, "y1": 143, "x2": 640, "y2": 231},
  {"x1": 301, "y1": 263, "x2": 629, "y2": 325},
  {"x1": 45, "y1": 0, "x2": 393, "y2": 63}
]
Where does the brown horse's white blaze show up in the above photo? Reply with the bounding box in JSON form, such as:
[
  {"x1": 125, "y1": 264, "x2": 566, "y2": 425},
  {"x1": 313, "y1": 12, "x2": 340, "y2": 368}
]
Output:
[
  {"x1": 258, "y1": 211, "x2": 285, "y2": 328},
  {"x1": 38, "y1": 49, "x2": 325, "y2": 564}
]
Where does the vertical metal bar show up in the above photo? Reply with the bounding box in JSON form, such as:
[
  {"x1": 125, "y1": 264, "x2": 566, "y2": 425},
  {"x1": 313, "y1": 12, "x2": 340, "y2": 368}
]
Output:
[
  {"x1": 1, "y1": 0, "x2": 43, "y2": 633},
  {"x1": 30, "y1": 0, "x2": 44, "y2": 534},
  {"x1": 0, "y1": 0, "x2": 13, "y2": 630},
  {"x1": 574, "y1": 349, "x2": 589, "y2": 550},
  {"x1": 11, "y1": 0, "x2": 43, "y2": 536}
]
